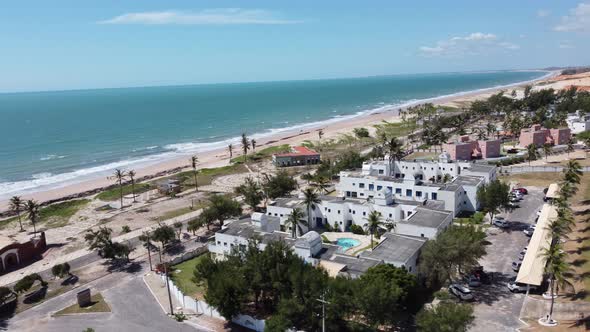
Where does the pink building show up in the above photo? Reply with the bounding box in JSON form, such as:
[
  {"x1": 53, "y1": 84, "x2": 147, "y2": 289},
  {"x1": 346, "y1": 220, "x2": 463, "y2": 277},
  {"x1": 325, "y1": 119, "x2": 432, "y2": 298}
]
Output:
[
  {"x1": 442, "y1": 135, "x2": 501, "y2": 161},
  {"x1": 518, "y1": 124, "x2": 571, "y2": 147}
]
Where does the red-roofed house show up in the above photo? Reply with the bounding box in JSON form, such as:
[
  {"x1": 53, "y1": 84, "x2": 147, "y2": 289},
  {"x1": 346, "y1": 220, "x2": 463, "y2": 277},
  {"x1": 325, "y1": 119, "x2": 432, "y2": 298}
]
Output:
[
  {"x1": 272, "y1": 146, "x2": 320, "y2": 167},
  {"x1": 0, "y1": 232, "x2": 47, "y2": 275}
]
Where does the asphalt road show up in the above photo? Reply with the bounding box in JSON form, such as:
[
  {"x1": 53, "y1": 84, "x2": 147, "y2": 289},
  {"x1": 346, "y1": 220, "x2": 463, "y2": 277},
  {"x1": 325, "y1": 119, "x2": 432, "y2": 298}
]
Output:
[
  {"x1": 469, "y1": 187, "x2": 545, "y2": 332},
  {"x1": 4, "y1": 261, "x2": 204, "y2": 332}
]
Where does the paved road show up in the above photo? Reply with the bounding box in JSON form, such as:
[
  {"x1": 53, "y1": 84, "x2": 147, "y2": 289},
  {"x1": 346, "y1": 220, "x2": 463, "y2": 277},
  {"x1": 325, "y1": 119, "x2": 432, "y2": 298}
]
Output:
[
  {"x1": 469, "y1": 187, "x2": 545, "y2": 332},
  {"x1": 4, "y1": 261, "x2": 204, "y2": 332}
]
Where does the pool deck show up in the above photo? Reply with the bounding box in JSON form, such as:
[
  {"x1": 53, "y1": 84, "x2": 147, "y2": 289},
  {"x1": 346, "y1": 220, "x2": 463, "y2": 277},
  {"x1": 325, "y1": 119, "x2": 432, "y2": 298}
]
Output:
[{"x1": 322, "y1": 232, "x2": 377, "y2": 255}]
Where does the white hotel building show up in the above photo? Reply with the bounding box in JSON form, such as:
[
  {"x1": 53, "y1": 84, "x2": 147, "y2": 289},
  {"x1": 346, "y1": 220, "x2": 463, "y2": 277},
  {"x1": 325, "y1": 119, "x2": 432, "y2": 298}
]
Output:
[{"x1": 266, "y1": 154, "x2": 496, "y2": 238}]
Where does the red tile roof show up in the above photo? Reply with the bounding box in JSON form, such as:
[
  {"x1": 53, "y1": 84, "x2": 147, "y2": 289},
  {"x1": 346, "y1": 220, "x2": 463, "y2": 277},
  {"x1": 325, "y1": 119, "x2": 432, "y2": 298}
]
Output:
[{"x1": 275, "y1": 146, "x2": 319, "y2": 157}]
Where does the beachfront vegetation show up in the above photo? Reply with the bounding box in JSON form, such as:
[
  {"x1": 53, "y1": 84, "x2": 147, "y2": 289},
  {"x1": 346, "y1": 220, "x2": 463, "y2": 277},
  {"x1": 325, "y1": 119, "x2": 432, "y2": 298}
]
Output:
[
  {"x1": 172, "y1": 163, "x2": 248, "y2": 190},
  {"x1": 96, "y1": 182, "x2": 152, "y2": 201},
  {"x1": 196, "y1": 194, "x2": 242, "y2": 228},
  {"x1": 190, "y1": 155, "x2": 199, "y2": 192},
  {"x1": 194, "y1": 240, "x2": 419, "y2": 330},
  {"x1": 1, "y1": 199, "x2": 90, "y2": 230},
  {"x1": 25, "y1": 200, "x2": 41, "y2": 234},
  {"x1": 418, "y1": 225, "x2": 487, "y2": 288},
  {"x1": 9, "y1": 196, "x2": 25, "y2": 232}
]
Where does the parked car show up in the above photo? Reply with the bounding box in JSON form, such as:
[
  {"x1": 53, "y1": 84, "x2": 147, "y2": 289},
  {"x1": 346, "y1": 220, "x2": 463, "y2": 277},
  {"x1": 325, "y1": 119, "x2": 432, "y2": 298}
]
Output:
[
  {"x1": 513, "y1": 188, "x2": 528, "y2": 195},
  {"x1": 523, "y1": 225, "x2": 536, "y2": 237},
  {"x1": 518, "y1": 247, "x2": 528, "y2": 260},
  {"x1": 463, "y1": 274, "x2": 482, "y2": 287},
  {"x1": 449, "y1": 284, "x2": 474, "y2": 301},
  {"x1": 507, "y1": 279, "x2": 538, "y2": 293},
  {"x1": 512, "y1": 261, "x2": 522, "y2": 272},
  {"x1": 510, "y1": 192, "x2": 523, "y2": 201},
  {"x1": 493, "y1": 217, "x2": 510, "y2": 228}
]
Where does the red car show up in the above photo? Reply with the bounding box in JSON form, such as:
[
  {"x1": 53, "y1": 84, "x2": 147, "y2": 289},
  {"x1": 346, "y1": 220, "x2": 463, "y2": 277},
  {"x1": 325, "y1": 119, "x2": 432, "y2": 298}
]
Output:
[{"x1": 512, "y1": 188, "x2": 528, "y2": 195}]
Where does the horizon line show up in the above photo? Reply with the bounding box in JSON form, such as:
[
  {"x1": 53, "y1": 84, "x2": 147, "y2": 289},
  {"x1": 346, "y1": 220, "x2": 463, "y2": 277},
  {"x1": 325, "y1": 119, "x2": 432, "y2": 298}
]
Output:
[{"x1": 0, "y1": 67, "x2": 556, "y2": 95}]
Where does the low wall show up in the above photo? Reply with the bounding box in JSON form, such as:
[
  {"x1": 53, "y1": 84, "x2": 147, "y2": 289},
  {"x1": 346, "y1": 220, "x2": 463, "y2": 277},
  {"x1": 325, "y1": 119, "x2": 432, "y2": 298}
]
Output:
[
  {"x1": 521, "y1": 295, "x2": 590, "y2": 321},
  {"x1": 499, "y1": 165, "x2": 590, "y2": 174}
]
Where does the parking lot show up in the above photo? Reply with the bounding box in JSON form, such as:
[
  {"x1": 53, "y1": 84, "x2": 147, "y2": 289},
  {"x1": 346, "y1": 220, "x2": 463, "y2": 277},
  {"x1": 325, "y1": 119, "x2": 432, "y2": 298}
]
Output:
[{"x1": 469, "y1": 187, "x2": 546, "y2": 332}]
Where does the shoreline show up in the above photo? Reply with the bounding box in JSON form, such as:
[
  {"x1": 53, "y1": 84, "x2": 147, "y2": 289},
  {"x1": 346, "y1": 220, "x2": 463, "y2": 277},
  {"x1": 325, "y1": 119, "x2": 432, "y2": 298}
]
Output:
[{"x1": 0, "y1": 70, "x2": 558, "y2": 212}]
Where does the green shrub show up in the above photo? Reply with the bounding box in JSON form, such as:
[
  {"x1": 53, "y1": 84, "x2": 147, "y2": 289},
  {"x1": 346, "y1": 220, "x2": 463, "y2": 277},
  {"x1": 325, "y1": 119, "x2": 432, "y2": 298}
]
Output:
[
  {"x1": 121, "y1": 225, "x2": 131, "y2": 234},
  {"x1": 350, "y1": 224, "x2": 365, "y2": 235}
]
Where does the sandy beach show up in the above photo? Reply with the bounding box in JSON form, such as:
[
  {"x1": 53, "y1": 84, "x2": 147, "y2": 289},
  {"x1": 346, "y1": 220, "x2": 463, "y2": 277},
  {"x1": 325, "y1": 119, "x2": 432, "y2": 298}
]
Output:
[{"x1": 0, "y1": 70, "x2": 569, "y2": 212}]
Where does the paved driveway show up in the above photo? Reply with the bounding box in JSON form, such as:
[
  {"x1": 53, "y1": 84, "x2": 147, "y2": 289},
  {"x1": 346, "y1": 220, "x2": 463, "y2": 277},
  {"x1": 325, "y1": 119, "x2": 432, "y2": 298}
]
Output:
[
  {"x1": 469, "y1": 187, "x2": 545, "y2": 332},
  {"x1": 5, "y1": 262, "x2": 204, "y2": 332}
]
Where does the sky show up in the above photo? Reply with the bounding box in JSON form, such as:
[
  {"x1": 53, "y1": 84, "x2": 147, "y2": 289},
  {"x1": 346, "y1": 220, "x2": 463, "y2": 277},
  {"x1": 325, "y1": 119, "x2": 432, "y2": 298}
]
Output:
[{"x1": 1, "y1": 0, "x2": 589, "y2": 92}]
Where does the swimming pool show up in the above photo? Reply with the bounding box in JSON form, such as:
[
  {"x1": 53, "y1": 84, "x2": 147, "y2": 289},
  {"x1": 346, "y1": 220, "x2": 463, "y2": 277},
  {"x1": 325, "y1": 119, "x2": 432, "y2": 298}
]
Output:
[{"x1": 336, "y1": 238, "x2": 361, "y2": 250}]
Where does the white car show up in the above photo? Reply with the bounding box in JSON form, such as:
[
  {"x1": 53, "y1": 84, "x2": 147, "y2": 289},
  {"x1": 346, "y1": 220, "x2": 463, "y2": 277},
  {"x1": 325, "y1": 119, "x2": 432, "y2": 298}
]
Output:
[
  {"x1": 449, "y1": 284, "x2": 474, "y2": 301},
  {"x1": 493, "y1": 217, "x2": 510, "y2": 228},
  {"x1": 511, "y1": 191, "x2": 524, "y2": 200},
  {"x1": 523, "y1": 225, "x2": 535, "y2": 237},
  {"x1": 507, "y1": 280, "x2": 538, "y2": 293}
]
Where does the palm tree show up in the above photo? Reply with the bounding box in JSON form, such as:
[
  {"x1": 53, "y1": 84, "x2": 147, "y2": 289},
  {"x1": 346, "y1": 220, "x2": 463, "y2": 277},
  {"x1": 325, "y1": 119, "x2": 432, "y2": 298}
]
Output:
[
  {"x1": 302, "y1": 188, "x2": 320, "y2": 229},
  {"x1": 318, "y1": 129, "x2": 324, "y2": 141},
  {"x1": 190, "y1": 155, "x2": 199, "y2": 192},
  {"x1": 111, "y1": 169, "x2": 127, "y2": 209},
  {"x1": 241, "y1": 133, "x2": 249, "y2": 162},
  {"x1": 540, "y1": 243, "x2": 572, "y2": 325},
  {"x1": 526, "y1": 144, "x2": 539, "y2": 165},
  {"x1": 285, "y1": 208, "x2": 307, "y2": 238},
  {"x1": 565, "y1": 139, "x2": 575, "y2": 157},
  {"x1": 542, "y1": 143, "x2": 552, "y2": 160},
  {"x1": 301, "y1": 173, "x2": 314, "y2": 184},
  {"x1": 563, "y1": 160, "x2": 582, "y2": 185},
  {"x1": 251, "y1": 139, "x2": 256, "y2": 152},
  {"x1": 25, "y1": 200, "x2": 40, "y2": 235},
  {"x1": 311, "y1": 176, "x2": 331, "y2": 194},
  {"x1": 228, "y1": 144, "x2": 233, "y2": 160},
  {"x1": 128, "y1": 170, "x2": 137, "y2": 203},
  {"x1": 386, "y1": 137, "x2": 404, "y2": 167},
  {"x1": 9, "y1": 196, "x2": 25, "y2": 232},
  {"x1": 364, "y1": 210, "x2": 384, "y2": 249},
  {"x1": 139, "y1": 231, "x2": 153, "y2": 271},
  {"x1": 475, "y1": 128, "x2": 487, "y2": 141}
]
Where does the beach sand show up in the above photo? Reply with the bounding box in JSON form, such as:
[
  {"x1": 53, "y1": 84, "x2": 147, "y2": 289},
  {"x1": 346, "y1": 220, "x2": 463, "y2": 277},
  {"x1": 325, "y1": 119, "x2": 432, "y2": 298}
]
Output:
[{"x1": 0, "y1": 70, "x2": 570, "y2": 211}]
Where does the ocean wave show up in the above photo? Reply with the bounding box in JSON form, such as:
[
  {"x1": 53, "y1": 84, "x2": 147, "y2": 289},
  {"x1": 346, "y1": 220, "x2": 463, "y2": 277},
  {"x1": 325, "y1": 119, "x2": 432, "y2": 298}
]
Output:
[{"x1": 40, "y1": 154, "x2": 67, "y2": 161}]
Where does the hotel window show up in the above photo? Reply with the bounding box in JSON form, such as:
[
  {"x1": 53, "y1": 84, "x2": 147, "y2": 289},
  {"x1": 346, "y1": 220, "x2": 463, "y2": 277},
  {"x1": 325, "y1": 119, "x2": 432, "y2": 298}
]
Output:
[
  {"x1": 324, "y1": 207, "x2": 327, "y2": 211},
  {"x1": 416, "y1": 191, "x2": 422, "y2": 197},
  {"x1": 363, "y1": 211, "x2": 366, "y2": 216},
  {"x1": 387, "y1": 186, "x2": 392, "y2": 192},
  {"x1": 217, "y1": 241, "x2": 221, "y2": 245},
  {"x1": 378, "y1": 169, "x2": 384, "y2": 174},
  {"x1": 432, "y1": 193, "x2": 437, "y2": 200},
  {"x1": 359, "y1": 183, "x2": 365, "y2": 188},
  {"x1": 406, "y1": 189, "x2": 412, "y2": 197},
  {"x1": 280, "y1": 214, "x2": 283, "y2": 217},
  {"x1": 369, "y1": 184, "x2": 374, "y2": 191},
  {"x1": 395, "y1": 188, "x2": 402, "y2": 194},
  {"x1": 349, "y1": 209, "x2": 351, "y2": 213},
  {"x1": 377, "y1": 185, "x2": 383, "y2": 191},
  {"x1": 420, "y1": 234, "x2": 424, "y2": 238},
  {"x1": 352, "y1": 210, "x2": 356, "y2": 214},
  {"x1": 224, "y1": 242, "x2": 227, "y2": 246},
  {"x1": 388, "y1": 213, "x2": 392, "y2": 218}
]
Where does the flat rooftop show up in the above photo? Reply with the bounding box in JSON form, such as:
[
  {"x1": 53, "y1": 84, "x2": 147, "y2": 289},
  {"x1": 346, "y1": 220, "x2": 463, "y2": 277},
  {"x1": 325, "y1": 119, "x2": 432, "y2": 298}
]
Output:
[
  {"x1": 401, "y1": 207, "x2": 451, "y2": 228},
  {"x1": 360, "y1": 233, "x2": 426, "y2": 264},
  {"x1": 454, "y1": 175, "x2": 483, "y2": 187},
  {"x1": 219, "y1": 218, "x2": 293, "y2": 245},
  {"x1": 465, "y1": 163, "x2": 496, "y2": 173},
  {"x1": 270, "y1": 197, "x2": 304, "y2": 208}
]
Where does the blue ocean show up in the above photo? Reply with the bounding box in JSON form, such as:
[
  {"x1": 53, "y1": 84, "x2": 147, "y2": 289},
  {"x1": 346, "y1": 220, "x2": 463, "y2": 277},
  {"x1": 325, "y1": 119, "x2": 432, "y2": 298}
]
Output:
[{"x1": 0, "y1": 71, "x2": 548, "y2": 198}]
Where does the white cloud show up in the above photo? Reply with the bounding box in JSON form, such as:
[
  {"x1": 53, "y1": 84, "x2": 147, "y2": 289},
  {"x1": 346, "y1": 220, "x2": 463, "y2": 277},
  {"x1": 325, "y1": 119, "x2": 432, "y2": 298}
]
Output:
[
  {"x1": 418, "y1": 32, "x2": 519, "y2": 57},
  {"x1": 554, "y1": 2, "x2": 590, "y2": 32},
  {"x1": 98, "y1": 9, "x2": 302, "y2": 25},
  {"x1": 537, "y1": 9, "x2": 550, "y2": 18}
]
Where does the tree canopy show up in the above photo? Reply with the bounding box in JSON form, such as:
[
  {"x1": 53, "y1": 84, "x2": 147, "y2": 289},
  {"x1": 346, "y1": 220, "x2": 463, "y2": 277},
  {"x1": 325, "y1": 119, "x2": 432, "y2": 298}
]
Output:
[{"x1": 416, "y1": 302, "x2": 475, "y2": 332}]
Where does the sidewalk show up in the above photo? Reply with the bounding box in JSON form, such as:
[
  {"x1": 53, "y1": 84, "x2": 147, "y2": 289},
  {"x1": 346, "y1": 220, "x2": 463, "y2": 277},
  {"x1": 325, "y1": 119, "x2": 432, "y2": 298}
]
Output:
[{"x1": 143, "y1": 271, "x2": 229, "y2": 332}]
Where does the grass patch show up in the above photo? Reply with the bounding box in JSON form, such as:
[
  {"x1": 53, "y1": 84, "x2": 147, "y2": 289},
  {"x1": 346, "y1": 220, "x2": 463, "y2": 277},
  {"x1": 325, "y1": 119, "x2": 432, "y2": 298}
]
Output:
[
  {"x1": 502, "y1": 172, "x2": 563, "y2": 188},
  {"x1": 1, "y1": 199, "x2": 90, "y2": 230},
  {"x1": 403, "y1": 151, "x2": 439, "y2": 160},
  {"x1": 155, "y1": 201, "x2": 209, "y2": 221},
  {"x1": 172, "y1": 164, "x2": 248, "y2": 190},
  {"x1": 54, "y1": 293, "x2": 110, "y2": 316},
  {"x1": 230, "y1": 144, "x2": 291, "y2": 164},
  {"x1": 96, "y1": 183, "x2": 153, "y2": 201},
  {"x1": 170, "y1": 254, "x2": 208, "y2": 299}
]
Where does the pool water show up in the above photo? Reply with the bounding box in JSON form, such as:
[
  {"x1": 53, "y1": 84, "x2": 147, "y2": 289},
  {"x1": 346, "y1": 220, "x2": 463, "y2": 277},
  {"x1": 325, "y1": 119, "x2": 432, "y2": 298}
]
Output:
[{"x1": 336, "y1": 238, "x2": 361, "y2": 250}]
